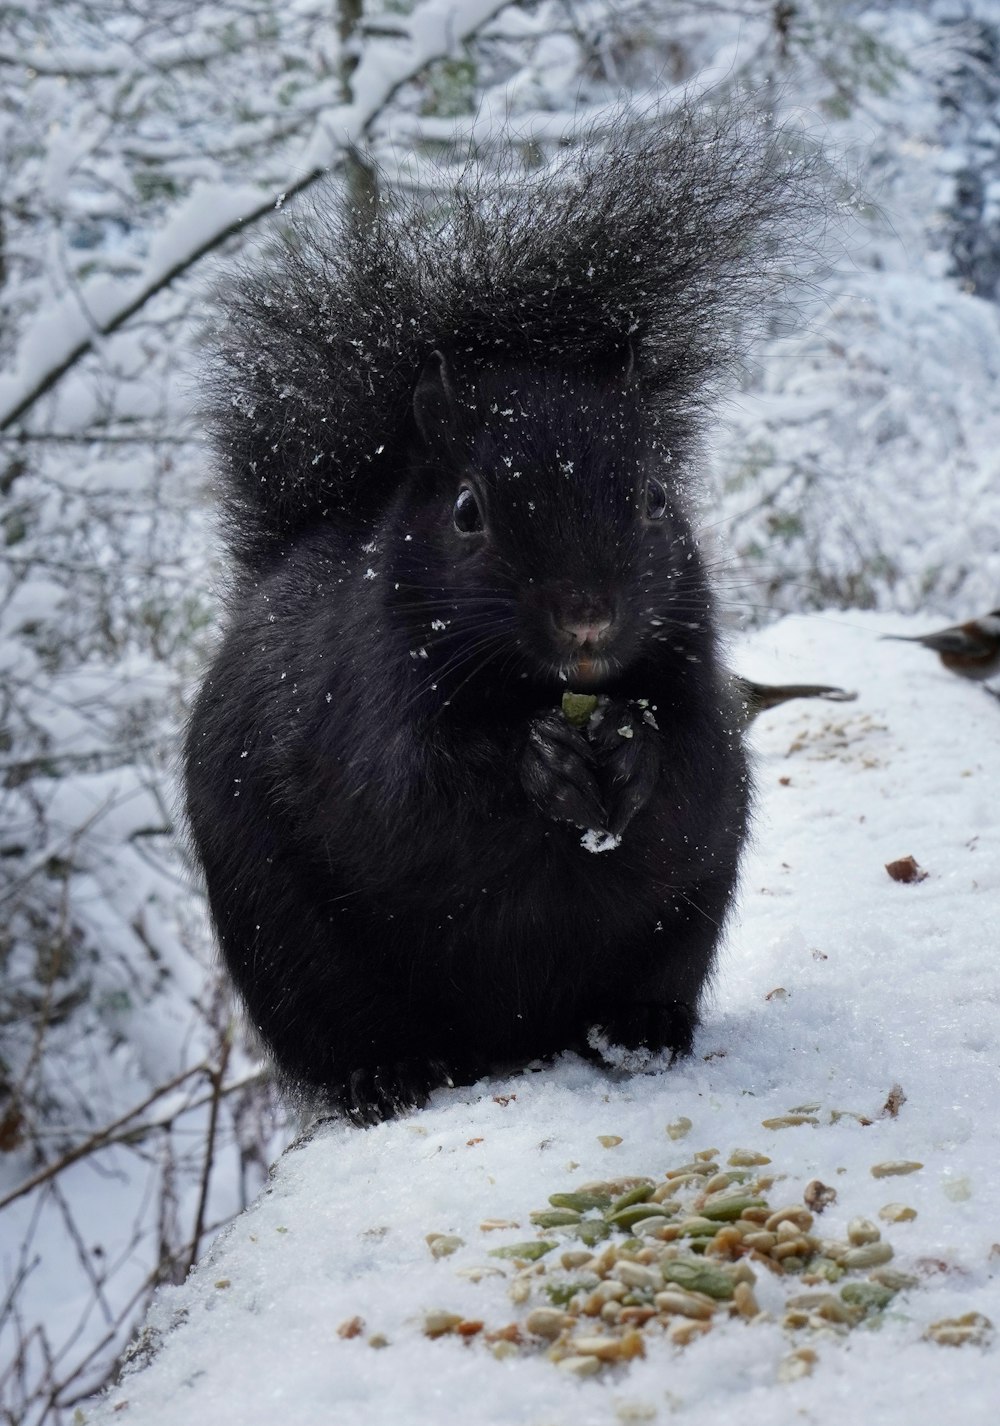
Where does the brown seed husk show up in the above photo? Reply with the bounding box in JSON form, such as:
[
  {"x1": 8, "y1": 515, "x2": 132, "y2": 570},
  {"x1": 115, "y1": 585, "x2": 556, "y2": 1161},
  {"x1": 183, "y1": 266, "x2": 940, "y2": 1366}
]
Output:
[
  {"x1": 870, "y1": 1160, "x2": 923, "y2": 1178},
  {"x1": 925, "y1": 1313, "x2": 993, "y2": 1348},
  {"x1": 777, "y1": 1348, "x2": 818, "y2": 1382},
  {"x1": 653, "y1": 1290, "x2": 716, "y2": 1320},
  {"x1": 525, "y1": 1308, "x2": 571, "y2": 1339},
  {"x1": 426, "y1": 1232, "x2": 464, "y2": 1258},
  {"x1": 557, "y1": 1353, "x2": 602, "y2": 1376},
  {"x1": 804, "y1": 1180, "x2": 837, "y2": 1212},
  {"x1": 842, "y1": 1242, "x2": 894, "y2": 1269},
  {"x1": 423, "y1": 1310, "x2": 464, "y2": 1338},
  {"x1": 766, "y1": 1206, "x2": 814, "y2": 1233},
  {"x1": 846, "y1": 1217, "x2": 881, "y2": 1246},
  {"x1": 733, "y1": 1282, "x2": 761, "y2": 1319},
  {"x1": 728, "y1": 1149, "x2": 772, "y2": 1166}
]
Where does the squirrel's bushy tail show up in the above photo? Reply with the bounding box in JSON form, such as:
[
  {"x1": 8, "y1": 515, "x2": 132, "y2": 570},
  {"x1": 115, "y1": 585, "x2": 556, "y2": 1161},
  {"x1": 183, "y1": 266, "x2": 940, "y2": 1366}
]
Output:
[{"x1": 208, "y1": 99, "x2": 831, "y2": 570}]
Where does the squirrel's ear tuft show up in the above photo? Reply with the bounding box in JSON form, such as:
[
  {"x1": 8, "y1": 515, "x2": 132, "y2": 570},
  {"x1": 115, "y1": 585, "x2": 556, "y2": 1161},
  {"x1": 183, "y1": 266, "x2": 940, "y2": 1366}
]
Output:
[{"x1": 413, "y1": 350, "x2": 458, "y2": 448}]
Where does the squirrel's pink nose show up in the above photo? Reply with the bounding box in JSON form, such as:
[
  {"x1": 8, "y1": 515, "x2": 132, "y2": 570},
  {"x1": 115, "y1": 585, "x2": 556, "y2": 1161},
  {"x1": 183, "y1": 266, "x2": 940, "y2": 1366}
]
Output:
[{"x1": 562, "y1": 618, "x2": 613, "y2": 648}]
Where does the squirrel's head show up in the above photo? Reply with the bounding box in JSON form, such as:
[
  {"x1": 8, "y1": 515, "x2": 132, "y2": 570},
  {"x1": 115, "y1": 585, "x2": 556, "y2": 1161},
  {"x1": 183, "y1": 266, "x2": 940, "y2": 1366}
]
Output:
[{"x1": 383, "y1": 350, "x2": 714, "y2": 704}]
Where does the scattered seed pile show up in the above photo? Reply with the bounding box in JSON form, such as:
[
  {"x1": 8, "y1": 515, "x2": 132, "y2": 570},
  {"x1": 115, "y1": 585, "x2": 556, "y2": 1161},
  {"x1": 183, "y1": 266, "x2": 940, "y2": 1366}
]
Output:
[{"x1": 407, "y1": 1141, "x2": 993, "y2": 1379}]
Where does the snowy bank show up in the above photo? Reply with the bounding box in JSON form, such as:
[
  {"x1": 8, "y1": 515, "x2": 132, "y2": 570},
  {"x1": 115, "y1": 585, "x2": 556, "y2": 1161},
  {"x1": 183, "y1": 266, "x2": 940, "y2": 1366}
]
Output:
[{"x1": 87, "y1": 612, "x2": 1000, "y2": 1426}]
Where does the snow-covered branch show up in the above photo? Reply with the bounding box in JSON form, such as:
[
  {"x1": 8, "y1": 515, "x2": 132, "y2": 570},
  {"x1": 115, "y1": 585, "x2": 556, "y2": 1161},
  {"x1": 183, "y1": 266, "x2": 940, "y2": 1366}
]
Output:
[{"x1": 0, "y1": 0, "x2": 513, "y2": 435}]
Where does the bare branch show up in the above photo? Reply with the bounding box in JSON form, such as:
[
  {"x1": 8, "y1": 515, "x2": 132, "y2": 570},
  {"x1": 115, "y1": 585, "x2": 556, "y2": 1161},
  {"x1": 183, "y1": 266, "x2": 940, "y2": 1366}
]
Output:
[
  {"x1": 0, "y1": 1064, "x2": 208, "y2": 1212},
  {"x1": 185, "y1": 1033, "x2": 233, "y2": 1272}
]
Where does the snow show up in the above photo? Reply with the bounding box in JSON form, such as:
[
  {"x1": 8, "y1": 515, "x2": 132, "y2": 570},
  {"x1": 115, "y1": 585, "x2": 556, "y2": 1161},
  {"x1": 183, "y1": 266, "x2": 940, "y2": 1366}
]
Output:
[{"x1": 85, "y1": 613, "x2": 1000, "y2": 1426}]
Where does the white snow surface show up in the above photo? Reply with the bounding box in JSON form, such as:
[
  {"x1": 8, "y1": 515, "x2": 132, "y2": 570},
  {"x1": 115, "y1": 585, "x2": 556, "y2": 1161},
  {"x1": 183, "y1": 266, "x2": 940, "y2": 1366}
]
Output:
[{"x1": 87, "y1": 612, "x2": 1000, "y2": 1425}]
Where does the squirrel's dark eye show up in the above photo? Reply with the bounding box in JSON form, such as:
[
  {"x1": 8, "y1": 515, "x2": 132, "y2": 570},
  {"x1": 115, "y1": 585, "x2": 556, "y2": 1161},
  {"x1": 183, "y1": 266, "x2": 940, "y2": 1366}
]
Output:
[
  {"x1": 644, "y1": 477, "x2": 669, "y2": 521},
  {"x1": 453, "y1": 486, "x2": 484, "y2": 535}
]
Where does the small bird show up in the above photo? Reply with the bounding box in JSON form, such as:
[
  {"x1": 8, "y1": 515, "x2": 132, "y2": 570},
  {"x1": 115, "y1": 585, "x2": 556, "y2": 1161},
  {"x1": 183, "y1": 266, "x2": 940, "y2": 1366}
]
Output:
[
  {"x1": 881, "y1": 610, "x2": 1000, "y2": 682},
  {"x1": 733, "y1": 677, "x2": 857, "y2": 722}
]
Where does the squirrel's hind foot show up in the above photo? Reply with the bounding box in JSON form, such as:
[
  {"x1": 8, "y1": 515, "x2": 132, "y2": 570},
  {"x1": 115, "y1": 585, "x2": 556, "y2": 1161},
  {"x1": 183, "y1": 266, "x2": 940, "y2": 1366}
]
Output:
[
  {"x1": 591, "y1": 1000, "x2": 697, "y2": 1064},
  {"x1": 336, "y1": 1058, "x2": 455, "y2": 1126}
]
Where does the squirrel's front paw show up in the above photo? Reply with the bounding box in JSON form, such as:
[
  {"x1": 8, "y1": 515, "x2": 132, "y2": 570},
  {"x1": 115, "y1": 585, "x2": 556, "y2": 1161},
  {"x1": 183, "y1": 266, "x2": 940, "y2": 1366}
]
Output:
[
  {"x1": 521, "y1": 710, "x2": 607, "y2": 831},
  {"x1": 590, "y1": 702, "x2": 660, "y2": 836}
]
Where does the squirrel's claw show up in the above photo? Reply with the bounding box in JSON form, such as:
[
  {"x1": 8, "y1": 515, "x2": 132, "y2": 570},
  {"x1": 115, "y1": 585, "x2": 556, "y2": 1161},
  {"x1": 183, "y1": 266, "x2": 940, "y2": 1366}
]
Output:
[
  {"x1": 589, "y1": 704, "x2": 661, "y2": 837},
  {"x1": 592, "y1": 999, "x2": 696, "y2": 1061},
  {"x1": 521, "y1": 711, "x2": 608, "y2": 832},
  {"x1": 342, "y1": 1058, "x2": 453, "y2": 1126}
]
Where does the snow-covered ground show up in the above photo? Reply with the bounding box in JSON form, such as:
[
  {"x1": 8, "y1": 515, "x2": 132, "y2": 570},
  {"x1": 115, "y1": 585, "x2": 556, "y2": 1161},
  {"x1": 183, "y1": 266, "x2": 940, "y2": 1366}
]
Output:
[{"x1": 84, "y1": 612, "x2": 1000, "y2": 1425}]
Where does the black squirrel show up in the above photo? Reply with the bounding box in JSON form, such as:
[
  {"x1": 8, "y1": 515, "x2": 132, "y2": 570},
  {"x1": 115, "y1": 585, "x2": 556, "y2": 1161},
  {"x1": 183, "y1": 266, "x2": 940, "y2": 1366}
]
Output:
[{"x1": 185, "y1": 103, "x2": 822, "y2": 1121}]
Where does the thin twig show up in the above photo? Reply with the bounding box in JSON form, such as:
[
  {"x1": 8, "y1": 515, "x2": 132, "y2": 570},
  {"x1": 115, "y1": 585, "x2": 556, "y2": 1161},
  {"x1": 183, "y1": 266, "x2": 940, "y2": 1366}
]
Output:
[
  {"x1": 0, "y1": 1063, "x2": 209, "y2": 1212},
  {"x1": 186, "y1": 1032, "x2": 233, "y2": 1272}
]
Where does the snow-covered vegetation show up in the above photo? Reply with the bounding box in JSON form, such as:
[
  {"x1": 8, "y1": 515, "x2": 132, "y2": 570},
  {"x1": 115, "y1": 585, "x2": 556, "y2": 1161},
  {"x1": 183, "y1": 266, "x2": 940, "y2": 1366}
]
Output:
[{"x1": 2, "y1": 2, "x2": 998, "y2": 1421}]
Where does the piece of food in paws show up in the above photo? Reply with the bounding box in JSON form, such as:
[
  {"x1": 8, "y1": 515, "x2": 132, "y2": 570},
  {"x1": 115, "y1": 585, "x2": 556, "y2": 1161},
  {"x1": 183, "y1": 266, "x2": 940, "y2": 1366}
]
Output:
[{"x1": 561, "y1": 691, "x2": 600, "y2": 728}]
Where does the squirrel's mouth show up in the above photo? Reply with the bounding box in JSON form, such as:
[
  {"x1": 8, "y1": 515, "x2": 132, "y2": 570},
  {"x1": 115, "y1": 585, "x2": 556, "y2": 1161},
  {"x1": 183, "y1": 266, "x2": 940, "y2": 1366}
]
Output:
[{"x1": 558, "y1": 652, "x2": 616, "y2": 687}]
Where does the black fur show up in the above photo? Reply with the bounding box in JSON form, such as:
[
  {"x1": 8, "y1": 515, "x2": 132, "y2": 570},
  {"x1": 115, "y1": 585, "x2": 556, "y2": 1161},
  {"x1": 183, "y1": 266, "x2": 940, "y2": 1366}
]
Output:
[{"x1": 186, "y1": 102, "x2": 821, "y2": 1122}]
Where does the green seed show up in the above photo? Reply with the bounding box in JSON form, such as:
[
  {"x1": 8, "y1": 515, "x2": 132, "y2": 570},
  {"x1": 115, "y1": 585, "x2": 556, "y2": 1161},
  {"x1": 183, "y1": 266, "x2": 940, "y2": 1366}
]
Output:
[
  {"x1": 530, "y1": 1209, "x2": 582, "y2": 1228},
  {"x1": 488, "y1": 1240, "x2": 557, "y2": 1261},
  {"x1": 566, "y1": 1219, "x2": 612, "y2": 1247},
  {"x1": 660, "y1": 1258, "x2": 735, "y2": 1300},
  {"x1": 841, "y1": 1281, "x2": 896, "y2": 1313},
  {"x1": 677, "y1": 1217, "x2": 718, "y2": 1237},
  {"x1": 549, "y1": 1191, "x2": 612, "y2": 1212},
  {"x1": 544, "y1": 1280, "x2": 594, "y2": 1306},
  {"x1": 698, "y1": 1194, "x2": 768, "y2": 1222},
  {"x1": 607, "y1": 1184, "x2": 655, "y2": 1216},
  {"x1": 608, "y1": 1203, "x2": 673, "y2": 1231}
]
